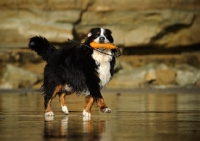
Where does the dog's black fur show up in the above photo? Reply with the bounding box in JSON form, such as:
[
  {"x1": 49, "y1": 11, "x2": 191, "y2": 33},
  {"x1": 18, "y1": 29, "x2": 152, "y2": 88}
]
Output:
[{"x1": 29, "y1": 28, "x2": 117, "y2": 116}]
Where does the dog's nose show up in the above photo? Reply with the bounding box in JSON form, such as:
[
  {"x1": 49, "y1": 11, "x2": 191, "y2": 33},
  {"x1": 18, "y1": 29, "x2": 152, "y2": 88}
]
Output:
[{"x1": 99, "y1": 37, "x2": 105, "y2": 42}]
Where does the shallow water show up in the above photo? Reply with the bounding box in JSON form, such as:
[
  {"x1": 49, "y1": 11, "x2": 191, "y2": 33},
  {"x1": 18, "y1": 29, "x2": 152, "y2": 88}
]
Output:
[{"x1": 0, "y1": 89, "x2": 200, "y2": 141}]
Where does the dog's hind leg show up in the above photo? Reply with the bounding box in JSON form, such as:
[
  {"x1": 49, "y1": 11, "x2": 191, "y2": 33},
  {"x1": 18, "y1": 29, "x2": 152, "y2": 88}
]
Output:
[
  {"x1": 83, "y1": 95, "x2": 94, "y2": 117},
  {"x1": 44, "y1": 85, "x2": 63, "y2": 116},
  {"x1": 44, "y1": 97, "x2": 54, "y2": 116},
  {"x1": 59, "y1": 92, "x2": 69, "y2": 115}
]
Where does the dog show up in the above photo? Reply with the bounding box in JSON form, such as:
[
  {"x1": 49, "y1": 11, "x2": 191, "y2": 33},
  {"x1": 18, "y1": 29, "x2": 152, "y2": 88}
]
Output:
[{"x1": 29, "y1": 28, "x2": 118, "y2": 117}]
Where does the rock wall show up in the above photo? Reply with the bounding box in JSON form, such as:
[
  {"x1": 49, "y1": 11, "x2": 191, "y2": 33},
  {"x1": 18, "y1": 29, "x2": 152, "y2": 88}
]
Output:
[
  {"x1": 0, "y1": 49, "x2": 200, "y2": 89},
  {"x1": 1, "y1": 0, "x2": 200, "y2": 89},
  {"x1": 1, "y1": 0, "x2": 200, "y2": 48}
]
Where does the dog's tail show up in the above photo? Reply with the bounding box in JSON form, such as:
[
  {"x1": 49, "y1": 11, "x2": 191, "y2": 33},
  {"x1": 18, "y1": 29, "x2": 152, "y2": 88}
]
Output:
[{"x1": 28, "y1": 36, "x2": 56, "y2": 62}]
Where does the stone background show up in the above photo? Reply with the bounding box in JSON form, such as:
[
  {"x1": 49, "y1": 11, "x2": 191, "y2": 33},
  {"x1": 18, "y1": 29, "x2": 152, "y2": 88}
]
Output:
[
  {"x1": 0, "y1": 0, "x2": 200, "y2": 89},
  {"x1": 1, "y1": 0, "x2": 200, "y2": 48}
]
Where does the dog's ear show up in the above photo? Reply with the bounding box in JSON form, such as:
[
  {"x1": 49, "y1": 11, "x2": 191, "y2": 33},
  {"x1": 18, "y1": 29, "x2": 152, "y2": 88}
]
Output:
[
  {"x1": 84, "y1": 30, "x2": 93, "y2": 45},
  {"x1": 87, "y1": 32, "x2": 92, "y2": 37}
]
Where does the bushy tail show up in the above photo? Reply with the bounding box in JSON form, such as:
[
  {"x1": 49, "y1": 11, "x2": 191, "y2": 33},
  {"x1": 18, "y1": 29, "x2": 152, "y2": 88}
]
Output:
[{"x1": 28, "y1": 36, "x2": 56, "y2": 62}]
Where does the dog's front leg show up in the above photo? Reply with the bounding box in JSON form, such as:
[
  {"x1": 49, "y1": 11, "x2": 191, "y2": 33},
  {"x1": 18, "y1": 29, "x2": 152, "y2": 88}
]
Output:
[
  {"x1": 83, "y1": 95, "x2": 94, "y2": 117},
  {"x1": 97, "y1": 98, "x2": 111, "y2": 113},
  {"x1": 44, "y1": 97, "x2": 54, "y2": 116}
]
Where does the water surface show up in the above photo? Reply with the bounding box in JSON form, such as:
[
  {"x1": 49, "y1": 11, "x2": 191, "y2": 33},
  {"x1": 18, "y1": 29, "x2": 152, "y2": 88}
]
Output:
[{"x1": 0, "y1": 89, "x2": 200, "y2": 141}]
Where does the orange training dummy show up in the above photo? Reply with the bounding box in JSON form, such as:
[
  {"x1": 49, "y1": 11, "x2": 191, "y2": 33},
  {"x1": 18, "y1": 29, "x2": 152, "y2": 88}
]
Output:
[{"x1": 90, "y1": 41, "x2": 117, "y2": 49}]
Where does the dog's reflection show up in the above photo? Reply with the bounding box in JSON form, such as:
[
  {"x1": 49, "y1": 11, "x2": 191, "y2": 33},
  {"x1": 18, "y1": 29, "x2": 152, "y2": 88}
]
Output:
[{"x1": 44, "y1": 115, "x2": 106, "y2": 140}]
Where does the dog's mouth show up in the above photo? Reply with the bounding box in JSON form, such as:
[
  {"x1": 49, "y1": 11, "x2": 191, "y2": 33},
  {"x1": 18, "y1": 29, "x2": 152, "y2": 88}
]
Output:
[{"x1": 99, "y1": 41, "x2": 106, "y2": 44}]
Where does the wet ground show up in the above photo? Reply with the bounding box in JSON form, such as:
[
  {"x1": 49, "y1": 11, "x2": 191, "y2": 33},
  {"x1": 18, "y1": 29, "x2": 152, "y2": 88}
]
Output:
[{"x1": 0, "y1": 89, "x2": 200, "y2": 141}]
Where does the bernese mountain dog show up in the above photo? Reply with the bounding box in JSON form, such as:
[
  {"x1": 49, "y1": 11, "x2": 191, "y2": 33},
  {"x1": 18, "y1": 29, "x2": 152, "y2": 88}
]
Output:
[{"x1": 29, "y1": 27, "x2": 119, "y2": 117}]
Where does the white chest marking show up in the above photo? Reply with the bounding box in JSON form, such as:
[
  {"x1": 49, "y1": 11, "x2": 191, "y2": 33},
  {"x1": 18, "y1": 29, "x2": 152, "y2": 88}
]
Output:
[{"x1": 92, "y1": 50, "x2": 112, "y2": 88}]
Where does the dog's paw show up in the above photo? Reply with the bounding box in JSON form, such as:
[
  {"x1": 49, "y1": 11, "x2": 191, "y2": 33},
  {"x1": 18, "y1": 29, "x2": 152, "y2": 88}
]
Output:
[
  {"x1": 101, "y1": 108, "x2": 111, "y2": 113},
  {"x1": 61, "y1": 105, "x2": 69, "y2": 115},
  {"x1": 44, "y1": 115, "x2": 54, "y2": 121},
  {"x1": 45, "y1": 111, "x2": 54, "y2": 116},
  {"x1": 82, "y1": 109, "x2": 91, "y2": 117}
]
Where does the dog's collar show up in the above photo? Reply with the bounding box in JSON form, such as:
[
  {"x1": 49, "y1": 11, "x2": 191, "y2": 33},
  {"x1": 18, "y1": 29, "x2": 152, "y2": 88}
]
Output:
[{"x1": 96, "y1": 48, "x2": 106, "y2": 51}]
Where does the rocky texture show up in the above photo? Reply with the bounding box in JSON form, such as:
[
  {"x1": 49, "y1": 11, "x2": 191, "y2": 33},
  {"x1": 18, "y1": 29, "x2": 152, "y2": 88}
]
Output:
[
  {"x1": 0, "y1": 10, "x2": 74, "y2": 47},
  {"x1": 76, "y1": 9, "x2": 200, "y2": 48},
  {"x1": 107, "y1": 52, "x2": 200, "y2": 88},
  {"x1": 107, "y1": 61, "x2": 200, "y2": 89},
  {"x1": 155, "y1": 64, "x2": 177, "y2": 85},
  {"x1": 1, "y1": 0, "x2": 200, "y2": 89},
  {"x1": 0, "y1": 0, "x2": 200, "y2": 48},
  {"x1": 175, "y1": 64, "x2": 200, "y2": 87},
  {"x1": 0, "y1": 49, "x2": 200, "y2": 89},
  {"x1": 108, "y1": 63, "x2": 154, "y2": 88},
  {"x1": 75, "y1": 0, "x2": 200, "y2": 48},
  {"x1": 0, "y1": 64, "x2": 39, "y2": 89}
]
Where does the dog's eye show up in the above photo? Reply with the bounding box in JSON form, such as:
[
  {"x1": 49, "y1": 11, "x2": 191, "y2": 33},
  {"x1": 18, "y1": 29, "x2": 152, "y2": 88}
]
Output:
[{"x1": 94, "y1": 33, "x2": 100, "y2": 38}]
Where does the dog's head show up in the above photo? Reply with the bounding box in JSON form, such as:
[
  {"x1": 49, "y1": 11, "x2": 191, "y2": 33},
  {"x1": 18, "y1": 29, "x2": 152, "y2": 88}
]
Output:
[
  {"x1": 85, "y1": 28, "x2": 114, "y2": 45},
  {"x1": 82, "y1": 27, "x2": 121, "y2": 57}
]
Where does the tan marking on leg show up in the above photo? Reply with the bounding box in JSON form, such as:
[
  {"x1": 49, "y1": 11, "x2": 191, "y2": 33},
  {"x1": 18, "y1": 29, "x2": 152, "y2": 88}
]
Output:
[
  {"x1": 52, "y1": 85, "x2": 63, "y2": 98},
  {"x1": 45, "y1": 98, "x2": 53, "y2": 113},
  {"x1": 59, "y1": 92, "x2": 69, "y2": 114},
  {"x1": 97, "y1": 98, "x2": 108, "y2": 111},
  {"x1": 45, "y1": 85, "x2": 63, "y2": 113},
  {"x1": 59, "y1": 92, "x2": 67, "y2": 107},
  {"x1": 84, "y1": 95, "x2": 94, "y2": 113}
]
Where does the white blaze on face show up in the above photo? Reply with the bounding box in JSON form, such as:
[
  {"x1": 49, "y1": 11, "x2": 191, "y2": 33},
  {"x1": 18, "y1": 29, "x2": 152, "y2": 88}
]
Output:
[{"x1": 94, "y1": 28, "x2": 110, "y2": 43}]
